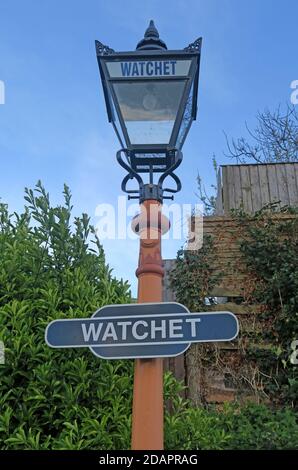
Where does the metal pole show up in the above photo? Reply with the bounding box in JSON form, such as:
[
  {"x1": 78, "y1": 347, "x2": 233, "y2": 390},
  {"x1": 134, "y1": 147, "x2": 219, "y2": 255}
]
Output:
[{"x1": 131, "y1": 199, "x2": 170, "y2": 450}]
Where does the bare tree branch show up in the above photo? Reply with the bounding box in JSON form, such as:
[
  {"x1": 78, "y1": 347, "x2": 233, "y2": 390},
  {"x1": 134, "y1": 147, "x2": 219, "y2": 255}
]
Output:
[{"x1": 224, "y1": 104, "x2": 298, "y2": 163}]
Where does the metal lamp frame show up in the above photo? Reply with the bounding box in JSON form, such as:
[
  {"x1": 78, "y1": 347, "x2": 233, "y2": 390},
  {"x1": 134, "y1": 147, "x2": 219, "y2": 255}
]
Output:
[{"x1": 95, "y1": 32, "x2": 202, "y2": 202}]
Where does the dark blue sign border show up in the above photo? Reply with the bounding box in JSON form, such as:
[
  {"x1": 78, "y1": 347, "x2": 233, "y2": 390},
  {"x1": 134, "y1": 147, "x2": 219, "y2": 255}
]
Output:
[{"x1": 45, "y1": 303, "x2": 239, "y2": 360}]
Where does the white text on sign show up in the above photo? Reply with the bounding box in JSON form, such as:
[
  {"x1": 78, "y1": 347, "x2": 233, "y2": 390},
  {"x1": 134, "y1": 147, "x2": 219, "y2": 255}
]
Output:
[{"x1": 81, "y1": 317, "x2": 201, "y2": 345}]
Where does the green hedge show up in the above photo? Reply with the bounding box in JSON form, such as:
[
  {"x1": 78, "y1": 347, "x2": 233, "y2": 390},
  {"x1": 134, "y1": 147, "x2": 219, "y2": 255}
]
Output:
[
  {"x1": 165, "y1": 376, "x2": 298, "y2": 449},
  {"x1": 0, "y1": 183, "x2": 133, "y2": 449}
]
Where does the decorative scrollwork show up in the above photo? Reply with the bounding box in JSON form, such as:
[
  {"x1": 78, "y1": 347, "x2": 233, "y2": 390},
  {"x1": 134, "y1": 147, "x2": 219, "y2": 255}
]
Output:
[
  {"x1": 95, "y1": 40, "x2": 115, "y2": 56},
  {"x1": 116, "y1": 148, "x2": 183, "y2": 202},
  {"x1": 184, "y1": 37, "x2": 202, "y2": 53}
]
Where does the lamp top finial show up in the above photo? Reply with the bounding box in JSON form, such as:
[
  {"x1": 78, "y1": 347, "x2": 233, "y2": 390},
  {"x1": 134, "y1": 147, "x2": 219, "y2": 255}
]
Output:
[{"x1": 136, "y1": 20, "x2": 167, "y2": 51}]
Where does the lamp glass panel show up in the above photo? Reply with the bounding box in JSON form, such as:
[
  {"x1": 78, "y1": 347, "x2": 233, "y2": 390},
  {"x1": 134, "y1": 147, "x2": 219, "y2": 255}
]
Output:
[
  {"x1": 109, "y1": 92, "x2": 126, "y2": 147},
  {"x1": 176, "y1": 82, "x2": 194, "y2": 149},
  {"x1": 113, "y1": 80, "x2": 187, "y2": 145}
]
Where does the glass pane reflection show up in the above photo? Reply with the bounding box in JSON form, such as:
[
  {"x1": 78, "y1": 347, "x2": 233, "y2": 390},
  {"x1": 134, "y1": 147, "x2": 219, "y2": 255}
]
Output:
[
  {"x1": 176, "y1": 83, "x2": 194, "y2": 149},
  {"x1": 113, "y1": 81, "x2": 186, "y2": 144}
]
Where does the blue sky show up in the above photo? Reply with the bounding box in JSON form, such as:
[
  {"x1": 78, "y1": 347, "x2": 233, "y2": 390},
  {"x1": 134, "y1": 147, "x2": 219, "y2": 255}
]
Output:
[{"x1": 0, "y1": 0, "x2": 297, "y2": 295}]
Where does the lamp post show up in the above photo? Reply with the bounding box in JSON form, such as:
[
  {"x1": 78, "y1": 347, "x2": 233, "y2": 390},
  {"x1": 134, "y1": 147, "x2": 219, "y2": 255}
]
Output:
[{"x1": 95, "y1": 20, "x2": 202, "y2": 450}]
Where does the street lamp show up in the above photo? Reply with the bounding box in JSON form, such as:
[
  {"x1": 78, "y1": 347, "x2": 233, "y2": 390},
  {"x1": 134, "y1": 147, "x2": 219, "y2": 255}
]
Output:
[
  {"x1": 95, "y1": 21, "x2": 202, "y2": 451},
  {"x1": 96, "y1": 20, "x2": 202, "y2": 202}
]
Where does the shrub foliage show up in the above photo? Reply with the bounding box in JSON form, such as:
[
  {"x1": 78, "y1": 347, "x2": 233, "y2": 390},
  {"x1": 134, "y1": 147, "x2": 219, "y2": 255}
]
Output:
[
  {"x1": 0, "y1": 182, "x2": 132, "y2": 449},
  {"x1": 235, "y1": 206, "x2": 298, "y2": 407}
]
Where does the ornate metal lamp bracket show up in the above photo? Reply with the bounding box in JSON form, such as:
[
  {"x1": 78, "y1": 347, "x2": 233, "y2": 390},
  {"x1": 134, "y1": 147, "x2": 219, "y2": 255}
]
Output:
[{"x1": 116, "y1": 149, "x2": 183, "y2": 203}]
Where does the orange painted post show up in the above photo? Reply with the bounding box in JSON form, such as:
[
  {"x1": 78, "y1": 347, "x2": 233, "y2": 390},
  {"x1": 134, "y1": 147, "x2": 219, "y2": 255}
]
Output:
[{"x1": 131, "y1": 199, "x2": 170, "y2": 450}]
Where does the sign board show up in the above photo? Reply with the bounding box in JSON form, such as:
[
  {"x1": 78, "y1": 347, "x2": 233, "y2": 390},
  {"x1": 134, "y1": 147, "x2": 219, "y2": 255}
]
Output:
[
  {"x1": 106, "y1": 60, "x2": 192, "y2": 78},
  {"x1": 45, "y1": 303, "x2": 239, "y2": 359}
]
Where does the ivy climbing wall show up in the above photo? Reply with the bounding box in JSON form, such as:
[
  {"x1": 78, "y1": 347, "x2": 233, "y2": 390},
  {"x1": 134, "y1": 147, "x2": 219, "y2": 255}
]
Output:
[{"x1": 163, "y1": 212, "x2": 298, "y2": 406}]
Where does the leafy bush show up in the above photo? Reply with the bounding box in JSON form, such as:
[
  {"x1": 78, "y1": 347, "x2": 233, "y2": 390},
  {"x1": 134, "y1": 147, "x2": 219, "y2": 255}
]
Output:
[
  {"x1": 0, "y1": 182, "x2": 132, "y2": 449},
  {"x1": 165, "y1": 375, "x2": 298, "y2": 449},
  {"x1": 235, "y1": 206, "x2": 298, "y2": 407},
  {"x1": 169, "y1": 235, "x2": 221, "y2": 312},
  {"x1": 221, "y1": 403, "x2": 298, "y2": 450}
]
